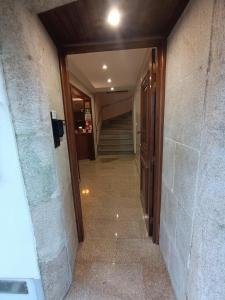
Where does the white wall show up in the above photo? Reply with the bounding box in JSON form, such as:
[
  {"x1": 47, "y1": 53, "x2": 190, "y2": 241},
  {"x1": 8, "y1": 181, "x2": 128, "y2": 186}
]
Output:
[{"x1": 0, "y1": 61, "x2": 40, "y2": 280}]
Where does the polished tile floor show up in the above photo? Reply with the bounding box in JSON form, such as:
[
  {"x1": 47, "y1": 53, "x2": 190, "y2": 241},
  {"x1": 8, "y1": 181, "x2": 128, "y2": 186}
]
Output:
[{"x1": 65, "y1": 155, "x2": 175, "y2": 300}]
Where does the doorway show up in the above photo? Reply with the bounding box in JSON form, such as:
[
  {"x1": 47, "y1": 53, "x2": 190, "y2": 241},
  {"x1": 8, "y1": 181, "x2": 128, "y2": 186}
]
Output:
[{"x1": 59, "y1": 44, "x2": 166, "y2": 245}]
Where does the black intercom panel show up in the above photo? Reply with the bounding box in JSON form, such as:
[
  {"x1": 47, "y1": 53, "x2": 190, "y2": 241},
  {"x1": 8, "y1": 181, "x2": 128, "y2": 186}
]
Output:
[{"x1": 50, "y1": 112, "x2": 64, "y2": 148}]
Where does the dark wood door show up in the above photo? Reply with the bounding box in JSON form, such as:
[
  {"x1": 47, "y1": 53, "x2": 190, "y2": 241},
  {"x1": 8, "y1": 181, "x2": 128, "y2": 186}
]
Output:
[{"x1": 140, "y1": 49, "x2": 157, "y2": 236}]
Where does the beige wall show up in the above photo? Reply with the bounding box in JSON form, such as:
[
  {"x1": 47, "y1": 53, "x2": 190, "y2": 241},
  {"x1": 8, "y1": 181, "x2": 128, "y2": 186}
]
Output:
[
  {"x1": 161, "y1": 0, "x2": 225, "y2": 299},
  {"x1": 102, "y1": 97, "x2": 133, "y2": 120},
  {"x1": 0, "y1": 1, "x2": 78, "y2": 299},
  {"x1": 95, "y1": 91, "x2": 133, "y2": 119}
]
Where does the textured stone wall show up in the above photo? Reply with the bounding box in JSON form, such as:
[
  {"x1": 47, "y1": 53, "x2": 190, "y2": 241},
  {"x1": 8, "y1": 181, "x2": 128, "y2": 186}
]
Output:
[
  {"x1": 0, "y1": 1, "x2": 78, "y2": 299},
  {"x1": 160, "y1": 0, "x2": 225, "y2": 299}
]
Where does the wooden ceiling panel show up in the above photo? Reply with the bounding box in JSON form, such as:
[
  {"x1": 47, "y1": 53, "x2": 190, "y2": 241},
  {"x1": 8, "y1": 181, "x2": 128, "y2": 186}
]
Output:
[{"x1": 39, "y1": 0, "x2": 189, "y2": 49}]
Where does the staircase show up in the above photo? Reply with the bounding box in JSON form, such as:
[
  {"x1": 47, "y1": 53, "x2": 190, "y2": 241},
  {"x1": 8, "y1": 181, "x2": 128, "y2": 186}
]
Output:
[{"x1": 98, "y1": 112, "x2": 134, "y2": 155}]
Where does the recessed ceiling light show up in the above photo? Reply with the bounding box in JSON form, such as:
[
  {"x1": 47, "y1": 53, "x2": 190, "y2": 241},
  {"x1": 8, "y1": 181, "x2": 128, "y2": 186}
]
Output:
[
  {"x1": 107, "y1": 78, "x2": 112, "y2": 83},
  {"x1": 102, "y1": 64, "x2": 108, "y2": 70},
  {"x1": 110, "y1": 87, "x2": 114, "y2": 91},
  {"x1": 107, "y1": 8, "x2": 121, "y2": 27}
]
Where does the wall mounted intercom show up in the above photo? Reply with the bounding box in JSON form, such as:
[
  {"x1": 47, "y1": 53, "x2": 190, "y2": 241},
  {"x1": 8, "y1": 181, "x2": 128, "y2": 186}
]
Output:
[{"x1": 50, "y1": 111, "x2": 64, "y2": 148}]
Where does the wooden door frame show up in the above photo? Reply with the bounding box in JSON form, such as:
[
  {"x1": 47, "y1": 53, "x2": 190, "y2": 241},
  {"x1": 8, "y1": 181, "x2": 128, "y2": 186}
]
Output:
[
  {"x1": 153, "y1": 44, "x2": 166, "y2": 243},
  {"x1": 59, "y1": 54, "x2": 84, "y2": 242},
  {"x1": 58, "y1": 38, "x2": 166, "y2": 244}
]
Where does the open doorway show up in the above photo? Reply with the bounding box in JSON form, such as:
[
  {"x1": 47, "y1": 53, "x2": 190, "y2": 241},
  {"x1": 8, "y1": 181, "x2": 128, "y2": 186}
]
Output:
[{"x1": 59, "y1": 45, "x2": 166, "y2": 245}]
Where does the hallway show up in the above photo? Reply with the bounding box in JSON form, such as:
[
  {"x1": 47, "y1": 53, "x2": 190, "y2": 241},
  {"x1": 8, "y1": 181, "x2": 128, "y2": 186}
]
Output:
[{"x1": 65, "y1": 155, "x2": 175, "y2": 300}]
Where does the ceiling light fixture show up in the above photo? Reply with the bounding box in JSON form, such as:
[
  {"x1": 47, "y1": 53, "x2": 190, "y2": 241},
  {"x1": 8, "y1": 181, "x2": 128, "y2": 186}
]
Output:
[
  {"x1": 110, "y1": 87, "x2": 114, "y2": 91},
  {"x1": 102, "y1": 64, "x2": 108, "y2": 70},
  {"x1": 107, "y1": 7, "x2": 121, "y2": 27},
  {"x1": 107, "y1": 78, "x2": 112, "y2": 83},
  {"x1": 72, "y1": 97, "x2": 83, "y2": 101}
]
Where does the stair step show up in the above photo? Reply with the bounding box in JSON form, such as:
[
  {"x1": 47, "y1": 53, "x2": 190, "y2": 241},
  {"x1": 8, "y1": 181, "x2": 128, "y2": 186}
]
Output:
[
  {"x1": 98, "y1": 144, "x2": 133, "y2": 151},
  {"x1": 103, "y1": 120, "x2": 132, "y2": 125},
  {"x1": 102, "y1": 126, "x2": 132, "y2": 130},
  {"x1": 98, "y1": 151, "x2": 133, "y2": 155},
  {"x1": 98, "y1": 112, "x2": 133, "y2": 155},
  {"x1": 103, "y1": 121, "x2": 132, "y2": 125},
  {"x1": 99, "y1": 139, "x2": 133, "y2": 146},
  {"x1": 100, "y1": 135, "x2": 132, "y2": 141},
  {"x1": 101, "y1": 129, "x2": 132, "y2": 134}
]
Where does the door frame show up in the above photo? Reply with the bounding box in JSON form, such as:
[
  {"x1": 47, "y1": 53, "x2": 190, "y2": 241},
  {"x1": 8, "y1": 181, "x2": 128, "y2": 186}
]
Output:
[
  {"x1": 58, "y1": 39, "x2": 166, "y2": 244},
  {"x1": 59, "y1": 55, "x2": 84, "y2": 242}
]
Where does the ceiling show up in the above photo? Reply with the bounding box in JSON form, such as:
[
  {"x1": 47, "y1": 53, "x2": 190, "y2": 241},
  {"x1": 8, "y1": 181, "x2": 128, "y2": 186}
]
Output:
[
  {"x1": 39, "y1": 0, "x2": 189, "y2": 50},
  {"x1": 30, "y1": 0, "x2": 76, "y2": 13},
  {"x1": 68, "y1": 48, "x2": 149, "y2": 92}
]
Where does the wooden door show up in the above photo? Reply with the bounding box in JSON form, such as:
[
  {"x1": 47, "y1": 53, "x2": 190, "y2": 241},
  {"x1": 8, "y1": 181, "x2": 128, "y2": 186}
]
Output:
[{"x1": 140, "y1": 48, "x2": 157, "y2": 236}]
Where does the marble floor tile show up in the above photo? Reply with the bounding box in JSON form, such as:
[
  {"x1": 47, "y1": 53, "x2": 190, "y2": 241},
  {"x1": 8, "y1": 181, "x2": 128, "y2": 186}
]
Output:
[
  {"x1": 86, "y1": 262, "x2": 145, "y2": 300},
  {"x1": 142, "y1": 264, "x2": 176, "y2": 300},
  {"x1": 115, "y1": 238, "x2": 159, "y2": 264},
  {"x1": 76, "y1": 238, "x2": 117, "y2": 263},
  {"x1": 84, "y1": 218, "x2": 147, "y2": 239},
  {"x1": 83, "y1": 206, "x2": 144, "y2": 222},
  {"x1": 64, "y1": 155, "x2": 175, "y2": 300},
  {"x1": 82, "y1": 195, "x2": 142, "y2": 211},
  {"x1": 64, "y1": 263, "x2": 90, "y2": 300}
]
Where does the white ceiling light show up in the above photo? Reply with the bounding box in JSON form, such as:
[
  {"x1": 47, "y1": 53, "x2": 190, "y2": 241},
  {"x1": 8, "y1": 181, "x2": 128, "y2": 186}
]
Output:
[
  {"x1": 107, "y1": 78, "x2": 112, "y2": 83},
  {"x1": 72, "y1": 97, "x2": 83, "y2": 101},
  {"x1": 102, "y1": 64, "x2": 108, "y2": 70},
  {"x1": 110, "y1": 87, "x2": 114, "y2": 91},
  {"x1": 107, "y1": 8, "x2": 121, "y2": 27}
]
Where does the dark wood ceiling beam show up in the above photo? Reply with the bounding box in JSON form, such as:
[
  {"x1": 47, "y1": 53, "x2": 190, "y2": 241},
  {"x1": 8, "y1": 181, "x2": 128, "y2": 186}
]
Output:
[{"x1": 60, "y1": 36, "x2": 165, "y2": 55}]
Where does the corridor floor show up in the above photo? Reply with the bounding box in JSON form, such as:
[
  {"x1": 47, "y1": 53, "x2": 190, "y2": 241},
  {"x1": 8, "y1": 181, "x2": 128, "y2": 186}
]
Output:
[{"x1": 65, "y1": 155, "x2": 175, "y2": 300}]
